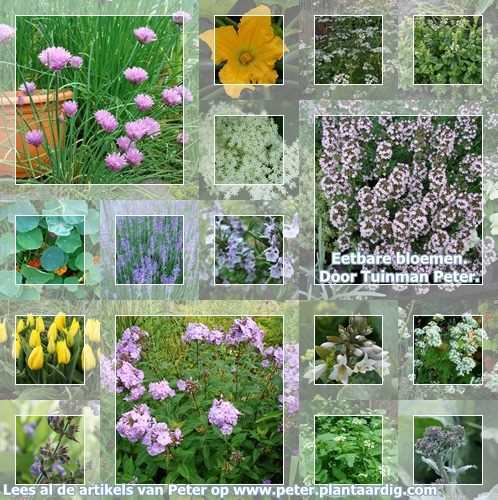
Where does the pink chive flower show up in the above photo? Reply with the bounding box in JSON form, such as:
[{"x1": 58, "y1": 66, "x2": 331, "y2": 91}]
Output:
[
  {"x1": 38, "y1": 46, "x2": 72, "y2": 71},
  {"x1": 161, "y1": 87, "x2": 182, "y2": 106},
  {"x1": 126, "y1": 147, "x2": 144, "y2": 166},
  {"x1": 124, "y1": 67, "x2": 148, "y2": 85},
  {"x1": 172, "y1": 11, "x2": 192, "y2": 24},
  {"x1": 134, "y1": 93, "x2": 154, "y2": 112},
  {"x1": 105, "y1": 152, "x2": 128, "y2": 171},
  {"x1": 176, "y1": 131, "x2": 189, "y2": 144},
  {"x1": 125, "y1": 120, "x2": 147, "y2": 141},
  {"x1": 19, "y1": 81, "x2": 36, "y2": 95},
  {"x1": 140, "y1": 117, "x2": 160, "y2": 137},
  {"x1": 116, "y1": 136, "x2": 134, "y2": 151},
  {"x1": 25, "y1": 129, "x2": 44, "y2": 147},
  {"x1": 176, "y1": 84, "x2": 193, "y2": 103},
  {"x1": 68, "y1": 55, "x2": 83, "y2": 69},
  {"x1": 95, "y1": 109, "x2": 118, "y2": 133},
  {"x1": 62, "y1": 100, "x2": 78, "y2": 117},
  {"x1": 0, "y1": 24, "x2": 15, "y2": 43},
  {"x1": 148, "y1": 380, "x2": 176, "y2": 400},
  {"x1": 133, "y1": 26, "x2": 157, "y2": 44}
]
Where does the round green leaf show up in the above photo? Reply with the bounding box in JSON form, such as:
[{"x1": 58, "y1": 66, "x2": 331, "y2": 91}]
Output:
[
  {"x1": 16, "y1": 227, "x2": 43, "y2": 250},
  {"x1": 16, "y1": 216, "x2": 40, "y2": 233},
  {"x1": 56, "y1": 230, "x2": 82, "y2": 254},
  {"x1": 74, "y1": 252, "x2": 85, "y2": 272},
  {"x1": 40, "y1": 246, "x2": 66, "y2": 271},
  {"x1": 20, "y1": 264, "x2": 53, "y2": 284},
  {"x1": 46, "y1": 216, "x2": 73, "y2": 237}
]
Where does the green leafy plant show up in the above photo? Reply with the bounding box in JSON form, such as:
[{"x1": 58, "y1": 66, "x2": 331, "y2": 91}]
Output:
[
  {"x1": 315, "y1": 415, "x2": 383, "y2": 484},
  {"x1": 414, "y1": 16, "x2": 482, "y2": 84},
  {"x1": 15, "y1": 215, "x2": 85, "y2": 285}
]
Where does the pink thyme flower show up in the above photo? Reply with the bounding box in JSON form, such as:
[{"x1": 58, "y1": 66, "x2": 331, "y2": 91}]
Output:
[
  {"x1": 134, "y1": 93, "x2": 154, "y2": 112},
  {"x1": 116, "y1": 136, "x2": 134, "y2": 151},
  {"x1": 172, "y1": 11, "x2": 192, "y2": 24},
  {"x1": 133, "y1": 26, "x2": 157, "y2": 44},
  {"x1": 161, "y1": 87, "x2": 182, "y2": 106},
  {"x1": 0, "y1": 24, "x2": 15, "y2": 43},
  {"x1": 105, "y1": 152, "x2": 128, "y2": 171},
  {"x1": 38, "y1": 46, "x2": 72, "y2": 71},
  {"x1": 124, "y1": 67, "x2": 148, "y2": 85},
  {"x1": 62, "y1": 100, "x2": 78, "y2": 117},
  {"x1": 125, "y1": 147, "x2": 144, "y2": 166},
  {"x1": 95, "y1": 109, "x2": 118, "y2": 133},
  {"x1": 68, "y1": 55, "x2": 83, "y2": 69},
  {"x1": 19, "y1": 81, "x2": 36, "y2": 95},
  {"x1": 176, "y1": 131, "x2": 189, "y2": 144},
  {"x1": 25, "y1": 129, "x2": 44, "y2": 147}
]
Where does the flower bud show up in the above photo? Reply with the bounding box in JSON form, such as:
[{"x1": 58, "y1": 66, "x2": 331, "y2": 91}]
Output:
[
  {"x1": 48, "y1": 321, "x2": 58, "y2": 342},
  {"x1": 28, "y1": 345, "x2": 44, "y2": 370},
  {"x1": 35, "y1": 316, "x2": 45, "y2": 332},
  {"x1": 86, "y1": 319, "x2": 101, "y2": 343},
  {"x1": 55, "y1": 312, "x2": 66, "y2": 331},
  {"x1": 12, "y1": 336, "x2": 21, "y2": 359},
  {"x1": 26, "y1": 314, "x2": 35, "y2": 328},
  {"x1": 29, "y1": 329, "x2": 41, "y2": 348},
  {"x1": 16, "y1": 319, "x2": 25, "y2": 335},
  {"x1": 56, "y1": 340, "x2": 71, "y2": 365},
  {"x1": 81, "y1": 344, "x2": 96, "y2": 371},
  {"x1": 67, "y1": 318, "x2": 80, "y2": 346},
  {"x1": 0, "y1": 320, "x2": 7, "y2": 343}
]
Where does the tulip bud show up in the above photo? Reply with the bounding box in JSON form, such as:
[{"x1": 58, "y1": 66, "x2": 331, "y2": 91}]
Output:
[
  {"x1": 27, "y1": 345, "x2": 44, "y2": 370},
  {"x1": 29, "y1": 329, "x2": 41, "y2": 348},
  {"x1": 86, "y1": 319, "x2": 101, "y2": 343},
  {"x1": 35, "y1": 316, "x2": 45, "y2": 333},
  {"x1": 26, "y1": 314, "x2": 35, "y2": 328},
  {"x1": 47, "y1": 337, "x2": 56, "y2": 354},
  {"x1": 12, "y1": 336, "x2": 21, "y2": 359},
  {"x1": 55, "y1": 312, "x2": 66, "y2": 331},
  {"x1": 16, "y1": 319, "x2": 25, "y2": 335},
  {"x1": 56, "y1": 339, "x2": 71, "y2": 365},
  {"x1": 48, "y1": 321, "x2": 58, "y2": 342},
  {"x1": 0, "y1": 320, "x2": 7, "y2": 343},
  {"x1": 81, "y1": 344, "x2": 97, "y2": 371},
  {"x1": 66, "y1": 318, "x2": 80, "y2": 347}
]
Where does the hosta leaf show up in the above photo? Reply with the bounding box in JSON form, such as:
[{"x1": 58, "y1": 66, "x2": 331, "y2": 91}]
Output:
[
  {"x1": 56, "y1": 229, "x2": 82, "y2": 254},
  {"x1": 16, "y1": 215, "x2": 40, "y2": 233},
  {"x1": 20, "y1": 265, "x2": 53, "y2": 284},
  {"x1": 41, "y1": 246, "x2": 66, "y2": 271},
  {"x1": 16, "y1": 227, "x2": 43, "y2": 250}
]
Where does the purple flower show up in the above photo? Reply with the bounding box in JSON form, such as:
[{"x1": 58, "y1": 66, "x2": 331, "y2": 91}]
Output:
[
  {"x1": 148, "y1": 380, "x2": 176, "y2": 400},
  {"x1": 116, "y1": 404, "x2": 153, "y2": 443},
  {"x1": 134, "y1": 93, "x2": 154, "y2": 111},
  {"x1": 161, "y1": 87, "x2": 182, "y2": 106},
  {"x1": 95, "y1": 109, "x2": 118, "y2": 132},
  {"x1": 116, "y1": 360, "x2": 144, "y2": 390},
  {"x1": 124, "y1": 384, "x2": 146, "y2": 401},
  {"x1": 62, "y1": 100, "x2": 78, "y2": 117},
  {"x1": 176, "y1": 379, "x2": 187, "y2": 391},
  {"x1": 142, "y1": 421, "x2": 182, "y2": 456},
  {"x1": 176, "y1": 84, "x2": 193, "y2": 103},
  {"x1": 116, "y1": 136, "x2": 134, "y2": 151},
  {"x1": 68, "y1": 55, "x2": 83, "y2": 69},
  {"x1": 23, "y1": 422, "x2": 37, "y2": 437},
  {"x1": 124, "y1": 66, "x2": 148, "y2": 85},
  {"x1": 105, "y1": 152, "x2": 128, "y2": 171},
  {"x1": 25, "y1": 129, "x2": 44, "y2": 147},
  {"x1": 38, "y1": 46, "x2": 72, "y2": 71},
  {"x1": 19, "y1": 81, "x2": 36, "y2": 95},
  {"x1": 182, "y1": 322, "x2": 211, "y2": 343},
  {"x1": 208, "y1": 398, "x2": 241, "y2": 435},
  {"x1": 140, "y1": 117, "x2": 161, "y2": 137},
  {"x1": 176, "y1": 131, "x2": 189, "y2": 144},
  {"x1": 30, "y1": 457, "x2": 42, "y2": 477},
  {"x1": 0, "y1": 24, "x2": 15, "y2": 43},
  {"x1": 125, "y1": 117, "x2": 160, "y2": 141},
  {"x1": 172, "y1": 11, "x2": 192, "y2": 24},
  {"x1": 133, "y1": 26, "x2": 157, "y2": 44},
  {"x1": 126, "y1": 147, "x2": 144, "y2": 166},
  {"x1": 226, "y1": 317, "x2": 265, "y2": 353}
]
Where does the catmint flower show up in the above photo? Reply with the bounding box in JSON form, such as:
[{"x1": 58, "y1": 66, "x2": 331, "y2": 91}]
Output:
[
  {"x1": 68, "y1": 55, "x2": 83, "y2": 69},
  {"x1": 148, "y1": 380, "x2": 176, "y2": 400},
  {"x1": 38, "y1": 46, "x2": 72, "y2": 71},
  {"x1": 176, "y1": 131, "x2": 189, "y2": 144},
  {"x1": 25, "y1": 129, "x2": 44, "y2": 147},
  {"x1": 161, "y1": 87, "x2": 182, "y2": 106},
  {"x1": 95, "y1": 109, "x2": 118, "y2": 132},
  {"x1": 0, "y1": 24, "x2": 15, "y2": 43},
  {"x1": 116, "y1": 136, "x2": 134, "y2": 151},
  {"x1": 208, "y1": 398, "x2": 241, "y2": 435},
  {"x1": 172, "y1": 11, "x2": 192, "y2": 24},
  {"x1": 62, "y1": 100, "x2": 78, "y2": 117},
  {"x1": 134, "y1": 93, "x2": 154, "y2": 111},
  {"x1": 125, "y1": 147, "x2": 144, "y2": 166},
  {"x1": 30, "y1": 457, "x2": 42, "y2": 477},
  {"x1": 124, "y1": 66, "x2": 149, "y2": 85},
  {"x1": 19, "y1": 81, "x2": 36, "y2": 95},
  {"x1": 133, "y1": 26, "x2": 157, "y2": 44},
  {"x1": 105, "y1": 152, "x2": 128, "y2": 171}
]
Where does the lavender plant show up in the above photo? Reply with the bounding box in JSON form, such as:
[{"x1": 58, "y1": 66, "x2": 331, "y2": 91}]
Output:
[
  {"x1": 115, "y1": 216, "x2": 183, "y2": 285},
  {"x1": 215, "y1": 215, "x2": 284, "y2": 284},
  {"x1": 315, "y1": 16, "x2": 382, "y2": 85},
  {"x1": 315, "y1": 115, "x2": 482, "y2": 284},
  {"x1": 16, "y1": 416, "x2": 84, "y2": 484}
]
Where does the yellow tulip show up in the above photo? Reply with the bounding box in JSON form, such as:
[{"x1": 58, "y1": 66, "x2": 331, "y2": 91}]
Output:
[
  {"x1": 0, "y1": 321, "x2": 7, "y2": 343},
  {"x1": 48, "y1": 321, "x2": 58, "y2": 341},
  {"x1": 16, "y1": 319, "x2": 25, "y2": 335},
  {"x1": 26, "y1": 314, "x2": 35, "y2": 328},
  {"x1": 28, "y1": 329, "x2": 41, "y2": 348},
  {"x1": 47, "y1": 337, "x2": 56, "y2": 354},
  {"x1": 35, "y1": 316, "x2": 45, "y2": 333},
  {"x1": 27, "y1": 345, "x2": 44, "y2": 370},
  {"x1": 56, "y1": 340, "x2": 71, "y2": 365},
  {"x1": 86, "y1": 319, "x2": 101, "y2": 343},
  {"x1": 55, "y1": 312, "x2": 66, "y2": 331},
  {"x1": 81, "y1": 344, "x2": 96, "y2": 371},
  {"x1": 66, "y1": 318, "x2": 80, "y2": 346},
  {"x1": 12, "y1": 336, "x2": 21, "y2": 359}
]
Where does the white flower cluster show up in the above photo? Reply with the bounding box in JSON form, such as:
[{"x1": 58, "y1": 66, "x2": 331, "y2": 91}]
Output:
[
  {"x1": 415, "y1": 321, "x2": 442, "y2": 348},
  {"x1": 447, "y1": 315, "x2": 484, "y2": 376},
  {"x1": 215, "y1": 116, "x2": 283, "y2": 184}
]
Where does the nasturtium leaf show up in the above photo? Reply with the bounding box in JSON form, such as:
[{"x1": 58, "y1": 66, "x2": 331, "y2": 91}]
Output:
[
  {"x1": 84, "y1": 209, "x2": 99, "y2": 235},
  {"x1": 16, "y1": 227, "x2": 43, "y2": 250},
  {"x1": 74, "y1": 252, "x2": 85, "y2": 272},
  {"x1": 40, "y1": 246, "x2": 66, "y2": 271},
  {"x1": 15, "y1": 215, "x2": 40, "y2": 233},
  {"x1": 45, "y1": 216, "x2": 73, "y2": 236},
  {"x1": 21, "y1": 264, "x2": 53, "y2": 284},
  {"x1": 63, "y1": 215, "x2": 85, "y2": 225},
  {"x1": 0, "y1": 233, "x2": 15, "y2": 261},
  {"x1": 64, "y1": 276, "x2": 80, "y2": 285},
  {"x1": 56, "y1": 229, "x2": 82, "y2": 254}
]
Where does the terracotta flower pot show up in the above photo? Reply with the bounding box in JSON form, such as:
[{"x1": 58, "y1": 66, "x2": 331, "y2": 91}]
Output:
[{"x1": 0, "y1": 89, "x2": 73, "y2": 179}]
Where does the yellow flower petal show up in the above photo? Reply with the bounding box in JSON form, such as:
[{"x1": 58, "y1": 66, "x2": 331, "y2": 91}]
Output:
[{"x1": 27, "y1": 345, "x2": 44, "y2": 371}]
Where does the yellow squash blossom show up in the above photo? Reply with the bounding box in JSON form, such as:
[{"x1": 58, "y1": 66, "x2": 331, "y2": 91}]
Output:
[
  {"x1": 66, "y1": 318, "x2": 80, "y2": 346},
  {"x1": 56, "y1": 340, "x2": 71, "y2": 365},
  {"x1": 12, "y1": 336, "x2": 21, "y2": 359},
  {"x1": 0, "y1": 320, "x2": 7, "y2": 343},
  {"x1": 55, "y1": 312, "x2": 66, "y2": 331},
  {"x1": 81, "y1": 344, "x2": 97, "y2": 371},
  {"x1": 35, "y1": 316, "x2": 45, "y2": 333},
  {"x1": 16, "y1": 318, "x2": 25, "y2": 335},
  {"x1": 86, "y1": 319, "x2": 101, "y2": 343},
  {"x1": 27, "y1": 345, "x2": 44, "y2": 370},
  {"x1": 26, "y1": 314, "x2": 35, "y2": 328},
  {"x1": 200, "y1": 5, "x2": 285, "y2": 98},
  {"x1": 28, "y1": 329, "x2": 41, "y2": 348}
]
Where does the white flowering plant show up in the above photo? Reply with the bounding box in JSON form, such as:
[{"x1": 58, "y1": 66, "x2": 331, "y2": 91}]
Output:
[
  {"x1": 215, "y1": 115, "x2": 283, "y2": 185},
  {"x1": 414, "y1": 315, "x2": 484, "y2": 384}
]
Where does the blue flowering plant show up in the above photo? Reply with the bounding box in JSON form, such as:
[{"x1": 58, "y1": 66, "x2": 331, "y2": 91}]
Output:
[
  {"x1": 115, "y1": 316, "x2": 284, "y2": 484},
  {"x1": 215, "y1": 215, "x2": 284, "y2": 285},
  {"x1": 15, "y1": 415, "x2": 84, "y2": 484}
]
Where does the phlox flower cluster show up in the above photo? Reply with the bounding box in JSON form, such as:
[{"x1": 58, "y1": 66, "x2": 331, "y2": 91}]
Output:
[
  {"x1": 116, "y1": 216, "x2": 183, "y2": 285},
  {"x1": 317, "y1": 115, "x2": 483, "y2": 283},
  {"x1": 261, "y1": 346, "x2": 284, "y2": 368},
  {"x1": 280, "y1": 344, "x2": 299, "y2": 415},
  {"x1": 208, "y1": 398, "x2": 241, "y2": 435}
]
